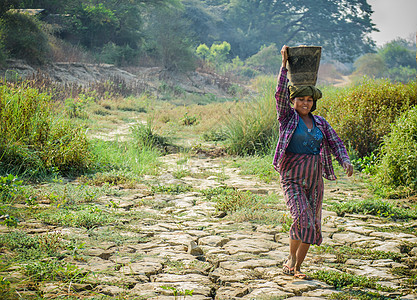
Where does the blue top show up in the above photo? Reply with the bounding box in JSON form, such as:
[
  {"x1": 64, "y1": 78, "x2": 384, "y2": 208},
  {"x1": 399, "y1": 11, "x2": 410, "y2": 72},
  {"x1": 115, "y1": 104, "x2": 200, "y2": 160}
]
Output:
[{"x1": 286, "y1": 117, "x2": 323, "y2": 155}]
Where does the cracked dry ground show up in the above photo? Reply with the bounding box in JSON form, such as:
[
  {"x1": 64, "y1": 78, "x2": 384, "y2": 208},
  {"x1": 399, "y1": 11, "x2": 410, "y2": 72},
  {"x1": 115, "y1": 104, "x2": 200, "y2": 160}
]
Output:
[{"x1": 3, "y1": 153, "x2": 417, "y2": 299}]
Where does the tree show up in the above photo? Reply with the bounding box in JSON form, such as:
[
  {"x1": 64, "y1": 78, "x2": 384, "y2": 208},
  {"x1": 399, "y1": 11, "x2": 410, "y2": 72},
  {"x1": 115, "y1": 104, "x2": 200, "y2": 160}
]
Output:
[
  {"x1": 353, "y1": 53, "x2": 386, "y2": 78},
  {"x1": 198, "y1": 0, "x2": 378, "y2": 62},
  {"x1": 353, "y1": 39, "x2": 417, "y2": 82},
  {"x1": 145, "y1": 6, "x2": 196, "y2": 72},
  {"x1": 0, "y1": 11, "x2": 51, "y2": 64}
]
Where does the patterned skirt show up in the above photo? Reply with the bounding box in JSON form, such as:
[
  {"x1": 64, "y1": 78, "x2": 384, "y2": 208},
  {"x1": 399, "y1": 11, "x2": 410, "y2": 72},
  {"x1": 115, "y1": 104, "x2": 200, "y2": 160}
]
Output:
[{"x1": 280, "y1": 152, "x2": 324, "y2": 245}]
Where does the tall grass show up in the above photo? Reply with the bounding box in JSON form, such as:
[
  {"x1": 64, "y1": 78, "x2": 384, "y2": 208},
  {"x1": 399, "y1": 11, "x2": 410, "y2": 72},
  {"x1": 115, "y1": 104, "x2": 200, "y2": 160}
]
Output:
[
  {"x1": 225, "y1": 75, "x2": 279, "y2": 155},
  {"x1": 0, "y1": 83, "x2": 92, "y2": 177},
  {"x1": 91, "y1": 138, "x2": 161, "y2": 176}
]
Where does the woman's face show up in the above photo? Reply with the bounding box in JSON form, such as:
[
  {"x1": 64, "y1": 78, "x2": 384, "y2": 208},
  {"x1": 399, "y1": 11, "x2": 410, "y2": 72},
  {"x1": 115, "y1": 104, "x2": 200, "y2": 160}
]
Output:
[{"x1": 293, "y1": 96, "x2": 314, "y2": 116}]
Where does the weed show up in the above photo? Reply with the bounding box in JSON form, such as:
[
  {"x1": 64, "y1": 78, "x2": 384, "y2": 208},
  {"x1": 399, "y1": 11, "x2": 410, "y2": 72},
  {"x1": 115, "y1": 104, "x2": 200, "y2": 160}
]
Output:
[
  {"x1": 230, "y1": 155, "x2": 279, "y2": 183},
  {"x1": 91, "y1": 138, "x2": 161, "y2": 176},
  {"x1": 161, "y1": 285, "x2": 193, "y2": 298},
  {"x1": 173, "y1": 168, "x2": 191, "y2": 179},
  {"x1": 151, "y1": 184, "x2": 192, "y2": 195},
  {"x1": 0, "y1": 231, "x2": 68, "y2": 262},
  {"x1": 328, "y1": 198, "x2": 417, "y2": 220},
  {"x1": 131, "y1": 121, "x2": 168, "y2": 151},
  {"x1": 0, "y1": 174, "x2": 24, "y2": 202},
  {"x1": 40, "y1": 205, "x2": 112, "y2": 229},
  {"x1": 202, "y1": 128, "x2": 228, "y2": 142},
  {"x1": 313, "y1": 245, "x2": 404, "y2": 262},
  {"x1": 311, "y1": 270, "x2": 392, "y2": 291},
  {"x1": 25, "y1": 259, "x2": 87, "y2": 282},
  {"x1": 329, "y1": 290, "x2": 393, "y2": 300},
  {"x1": 181, "y1": 112, "x2": 198, "y2": 126}
]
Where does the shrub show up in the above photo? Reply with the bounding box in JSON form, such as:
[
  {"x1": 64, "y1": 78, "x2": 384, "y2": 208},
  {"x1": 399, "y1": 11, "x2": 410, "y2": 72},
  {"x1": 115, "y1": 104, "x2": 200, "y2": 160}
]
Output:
[
  {"x1": 374, "y1": 106, "x2": 417, "y2": 195},
  {"x1": 316, "y1": 79, "x2": 417, "y2": 157},
  {"x1": 0, "y1": 83, "x2": 92, "y2": 177},
  {"x1": 0, "y1": 11, "x2": 51, "y2": 64},
  {"x1": 99, "y1": 42, "x2": 138, "y2": 66}
]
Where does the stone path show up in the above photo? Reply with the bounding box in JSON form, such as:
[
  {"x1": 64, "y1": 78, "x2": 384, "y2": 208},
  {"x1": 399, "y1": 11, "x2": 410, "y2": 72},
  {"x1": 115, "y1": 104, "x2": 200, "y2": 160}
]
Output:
[{"x1": 2, "y1": 153, "x2": 417, "y2": 299}]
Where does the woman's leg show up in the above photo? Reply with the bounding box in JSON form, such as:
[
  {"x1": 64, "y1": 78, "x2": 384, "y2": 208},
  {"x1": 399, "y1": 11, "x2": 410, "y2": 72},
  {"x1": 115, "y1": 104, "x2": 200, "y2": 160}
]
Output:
[
  {"x1": 288, "y1": 238, "x2": 300, "y2": 267},
  {"x1": 288, "y1": 238, "x2": 310, "y2": 269},
  {"x1": 295, "y1": 242, "x2": 310, "y2": 271}
]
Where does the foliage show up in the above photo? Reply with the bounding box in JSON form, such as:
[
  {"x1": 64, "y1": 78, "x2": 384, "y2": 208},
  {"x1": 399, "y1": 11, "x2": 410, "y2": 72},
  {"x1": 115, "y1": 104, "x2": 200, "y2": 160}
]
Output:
[
  {"x1": 131, "y1": 121, "x2": 168, "y2": 151},
  {"x1": 91, "y1": 138, "x2": 161, "y2": 176},
  {"x1": 40, "y1": 205, "x2": 111, "y2": 229},
  {"x1": 0, "y1": 231, "x2": 66, "y2": 259},
  {"x1": 245, "y1": 44, "x2": 281, "y2": 74},
  {"x1": 0, "y1": 174, "x2": 23, "y2": 202},
  {"x1": 224, "y1": 75, "x2": 278, "y2": 155},
  {"x1": 0, "y1": 83, "x2": 92, "y2": 177},
  {"x1": 351, "y1": 152, "x2": 378, "y2": 174},
  {"x1": 145, "y1": 6, "x2": 196, "y2": 72},
  {"x1": 315, "y1": 79, "x2": 417, "y2": 157},
  {"x1": 151, "y1": 184, "x2": 192, "y2": 195},
  {"x1": 181, "y1": 112, "x2": 198, "y2": 126},
  {"x1": 99, "y1": 42, "x2": 138, "y2": 66},
  {"x1": 314, "y1": 245, "x2": 404, "y2": 262},
  {"x1": 210, "y1": 0, "x2": 376, "y2": 61},
  {"x1": 374, "y1": 106, "x2": 417, "y2": 195},
  {"x1": 353, "y1": 39, "x2": 417, "y2": 83},
  {"x1": 353, "y1": 53, "x2": 386, "y2": 78},
  {"x1": 230, "y1": 155, "x2": 279, "y2": 183},
  {"x1": 0, "y1": 11, "x2": 51, "y2": 64},
  {"x1": 312, "y1": 270, "x2": 386, "y2": 290},
  {"x1": 328, "y1": 198, "x2": 417, "y2": 220}
]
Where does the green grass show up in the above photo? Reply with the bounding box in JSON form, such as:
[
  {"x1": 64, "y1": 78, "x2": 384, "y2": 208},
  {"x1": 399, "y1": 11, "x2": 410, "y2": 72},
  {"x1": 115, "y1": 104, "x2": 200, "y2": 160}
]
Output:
[
  {"x1": 328, "y1": 198, "x2": 417, "y2": 220},
  {"x1": 39, "y1": 205, "x2": 113, "y2": 229},
  {"x1": 201, "y1": 186, "x2": 289, "y2": 226},
  {"x1": 0, "y1": 231, "x2": 67, "y2": 261},
  {"x1": 150, "y1": 184, "x2": 192, "y2": 195},
  {"x1": 313, "y1": 245, "x2": 404, "y2": 262},
  {"x1": 224, "y1": 75, "x2": 279, "y2": 156},
  {"x1": 91, "y1": 138, "x2": 161, "y2": 175},
  {"x1": 311, "y1": 270, "x2": 392, "y2": 291},
  {"x1": 230, "y1": 155, "x2": 279, "y2": 183},
  {"x1": 0, "y1": 83, "x2": 93, "y2": 178}
]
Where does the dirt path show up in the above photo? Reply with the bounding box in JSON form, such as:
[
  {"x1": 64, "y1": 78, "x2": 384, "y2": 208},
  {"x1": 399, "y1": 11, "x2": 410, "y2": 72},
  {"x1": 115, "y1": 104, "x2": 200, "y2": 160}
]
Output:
[{"x1": 2, "y1": 153, "x2": 416, "y2": 299}]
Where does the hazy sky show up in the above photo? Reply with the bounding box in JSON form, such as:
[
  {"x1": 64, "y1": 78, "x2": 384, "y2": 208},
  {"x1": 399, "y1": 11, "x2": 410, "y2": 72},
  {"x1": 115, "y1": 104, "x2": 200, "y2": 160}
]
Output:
[{"x1": 368, "y1": 0, "x2": 417, "y2": 46}]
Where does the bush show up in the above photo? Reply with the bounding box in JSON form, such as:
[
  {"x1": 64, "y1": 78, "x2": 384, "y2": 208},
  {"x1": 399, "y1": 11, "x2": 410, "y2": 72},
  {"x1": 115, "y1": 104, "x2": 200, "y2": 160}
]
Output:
[
  {"x1": 316, "y1": 78, "x2": 417, "y2": 157},
  {"x1": 374, "y1": 106, "x2": 417, "y2": 195},
  {"x1": 99, "y1": 42, "x2": 138, "y2": 66},
  {"x1": 0, "y1": 11, "x2": 51, "y2": 64},
  {"x1": 0, "y1": 83, "x2": 92, "y2": 177}
]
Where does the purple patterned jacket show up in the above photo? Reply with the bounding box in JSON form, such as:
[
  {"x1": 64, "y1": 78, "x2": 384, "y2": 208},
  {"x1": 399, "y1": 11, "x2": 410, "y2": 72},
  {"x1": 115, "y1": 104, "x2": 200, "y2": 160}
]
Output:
[{"x1": 272, "y1": 67, "x2": 350, "y2": 180}]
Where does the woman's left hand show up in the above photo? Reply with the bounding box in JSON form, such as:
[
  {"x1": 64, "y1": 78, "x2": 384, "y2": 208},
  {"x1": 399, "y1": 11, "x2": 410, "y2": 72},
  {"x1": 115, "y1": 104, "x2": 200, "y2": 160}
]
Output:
[{"x1": 343, "y1": 162, "x2": 353, "y2": 177}]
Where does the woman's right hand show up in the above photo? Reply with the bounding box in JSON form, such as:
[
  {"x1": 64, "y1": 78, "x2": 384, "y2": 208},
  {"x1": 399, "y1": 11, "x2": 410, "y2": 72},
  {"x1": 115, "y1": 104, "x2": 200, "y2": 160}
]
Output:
[{"x1": 281, "y1": 45, "x2": 289, "y2": 68}]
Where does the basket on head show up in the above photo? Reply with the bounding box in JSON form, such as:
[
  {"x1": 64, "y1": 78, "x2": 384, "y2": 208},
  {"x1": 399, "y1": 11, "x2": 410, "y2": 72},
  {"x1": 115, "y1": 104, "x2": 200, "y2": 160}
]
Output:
[{"x1": 287, "y1": 46, "x2": 321, "y2": 86}]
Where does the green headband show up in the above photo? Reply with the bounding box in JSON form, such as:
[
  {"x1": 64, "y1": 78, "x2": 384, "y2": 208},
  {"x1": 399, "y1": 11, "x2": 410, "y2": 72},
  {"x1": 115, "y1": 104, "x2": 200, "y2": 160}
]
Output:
[{"x1": 288, "y1": 85, "x2": 322, "y2": 112}]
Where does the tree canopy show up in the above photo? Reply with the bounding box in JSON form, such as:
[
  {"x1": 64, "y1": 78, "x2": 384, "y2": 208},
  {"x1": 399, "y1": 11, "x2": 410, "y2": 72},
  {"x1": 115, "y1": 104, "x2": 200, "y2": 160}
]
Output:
[
  {"x1": 1, "y1": 0, "x2": 382, "y2": 67},
  {"x1": 187, "y1": 0, "x2": 378, "y2": 62}
]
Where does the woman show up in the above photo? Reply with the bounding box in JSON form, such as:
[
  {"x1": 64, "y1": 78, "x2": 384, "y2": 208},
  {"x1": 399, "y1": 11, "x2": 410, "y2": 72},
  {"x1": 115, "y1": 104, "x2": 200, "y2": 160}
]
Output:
[{"x1": 273, "y1": 45, "x2": 353, "y2": 279}]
